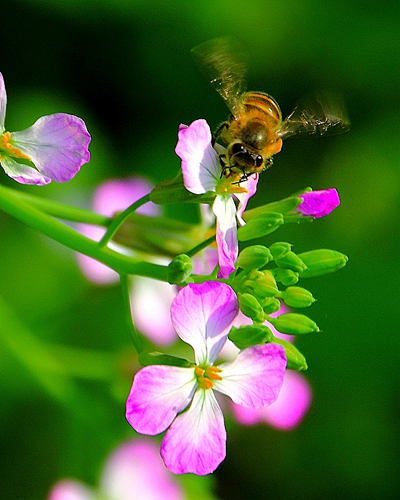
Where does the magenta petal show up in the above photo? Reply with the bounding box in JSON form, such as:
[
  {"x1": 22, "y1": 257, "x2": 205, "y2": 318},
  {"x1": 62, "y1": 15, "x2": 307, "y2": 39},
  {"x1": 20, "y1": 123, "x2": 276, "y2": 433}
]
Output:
[
  {"x1": 161, "y1": 389, "x2": 226, "y2": 475},
  {"x1": 11, "y1": 113, "x2": 91, "y2": 183},
  {"x1": 236, "y1": 173, "x2": 259, "y2": 225},
  {"x1": 0, "y1": 73, "x2": 6, "y2": 132},
  {"x1": 126, "y1": 365, "x2": 196, "y2": 435},
  {"x1": 175, "y1": 119, "x2": 220, "y2": 194},
  {"x1": 213, "y1": 344, "x2": 287, "y2": 408},
  {"x1": 297, "y1": 189, "x2": 340, "y2": 218},
  {"x1": 213, "y1": 195, "x2": 238, "y2": 279},
  {"x1": 171, "y1": 282, "x2": 239, "y2": 365},
  {"x1": 100, "y1": 438, "x2": 184, "y2": 500}
]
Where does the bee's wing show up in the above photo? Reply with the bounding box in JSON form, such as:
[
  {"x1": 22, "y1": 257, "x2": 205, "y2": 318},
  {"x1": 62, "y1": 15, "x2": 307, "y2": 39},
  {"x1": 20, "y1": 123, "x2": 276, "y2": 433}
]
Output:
[
  {"x1": 190, "y1": 37, "x2": 248, "y2": 118},
  {"x1": 277, "y1": 91, "x2": 350, "y2": 139}
]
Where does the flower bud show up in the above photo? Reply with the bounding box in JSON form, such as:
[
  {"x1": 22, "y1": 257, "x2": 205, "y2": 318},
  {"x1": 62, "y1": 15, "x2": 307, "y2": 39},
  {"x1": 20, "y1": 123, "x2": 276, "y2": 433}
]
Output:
[
  {"x1": 271, "y1": 337, "x2": 308, "y2": 371},
  {"x1": 269, "y1": 241, "x2": 292, "y2": 260},
  {"x1": 139, "y1": 351, "x2": 192, "y2": 368},
  {"x1": 262, "y1": 297, "x2": 281, "y2": 314},
  {"x1": 268, "y1": 313, "x2": 320, "y2": 334},
  {"x1": 272, "y1": 267, "x2": 299, "y2": 286},
  {"x1": 296, "y1": 189, "x2": 340, "y2": 218},
  {"x1": 237, "y1": 212, "x2": 284, "y2": 241},
  {"x1": 237, "y1": 245, "x2": 273, "y2": 270},
  {"x1": 253, "y1": 270, "x2": 279, "y2": 298},
  {"x1": 229, "y1": 324, "x2": 274, "y2": 350},
  {"x1": 168, "y1": 254, "x2": 193, "y2": 284},
  {"x1": 275, "y1": 251, "x2": 308, "y2": 273},
  {"x1": 238, "y1": 293, "x2": 266, "y2": 323},
  {"x1": 281, "y1": 286, "x2": 316, "y2": 308},
  {"x1": 297, "y1": 249, "x2": 349, "y2": 278},
  {"x1": 242, "y1": 194, "x2": 302, "y2": 220}
]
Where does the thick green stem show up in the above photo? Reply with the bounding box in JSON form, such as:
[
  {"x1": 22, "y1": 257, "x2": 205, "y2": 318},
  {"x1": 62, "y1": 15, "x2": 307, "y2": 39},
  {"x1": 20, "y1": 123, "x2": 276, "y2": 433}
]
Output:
[
  {"x1": 99, "y1": 194, "x2": 151, "y2": 248},
  {"x1": 0, "y1": 184, "x2": 168, "y2": 281},
  {"x1": 120, "y1": 274, "x2": 143, "y2": 354}
]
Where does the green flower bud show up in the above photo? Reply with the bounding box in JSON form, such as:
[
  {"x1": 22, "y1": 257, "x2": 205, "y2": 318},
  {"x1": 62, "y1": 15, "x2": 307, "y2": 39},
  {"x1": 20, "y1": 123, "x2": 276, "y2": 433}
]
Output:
[
  {"x1": 253, "y1": 270, "x2": 279, "y2": 298},
  {"x1": 238, "y1": 293, "x2": 266, "y2": 323},
  {"x1": 281, "y1": 286, "x2": 316, "y2": 308},
  {"x1": 238, "y1": 212, "x2": 284, "y2": 241},
  {"x1": 268, "y1": 313, "x2": 320, "y2": 334},
  {"x1": 168, "y1": 254, "x2": 193, "y2": 284},
  {"x1": 139, "y1": 351, "x2": 192, "y2": 368},
  {"x1": 237, "y1": 245, "x2": 273, "y2": 270},
  {"x1": 297, "y1": 249, "x2": 349, "y2": 278},
  {"x1": 269, "y1": 241, "x2": 292, "y2": 260},
  {"x1": 229, "y1": 324, "x2": 273, "y2": 350},
  {"x1": 242, "y1": 194, "x2": 303, "y2": 220},
  {"x1": 271, "y1": 337, "x2": 308, "y2": 371},
  {"x1": 275, "y1": 251, "x2": 308, "y2": 273},
  {"x1": 262, "y1": 297, "x2": 281, "y2": 314},
  {"x1": 271, "y1": 267, "x2": 300, "y2": 286}
]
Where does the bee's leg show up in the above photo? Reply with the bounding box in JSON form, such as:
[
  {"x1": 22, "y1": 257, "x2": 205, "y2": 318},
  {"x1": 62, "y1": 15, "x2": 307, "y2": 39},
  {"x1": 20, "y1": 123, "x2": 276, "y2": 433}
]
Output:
[
  {"x1": 218, "y1": 154, "x2": 229, "y2": 177},
  {"x1": 212, "y1": 122, "x2": 229, "y2": 146}
]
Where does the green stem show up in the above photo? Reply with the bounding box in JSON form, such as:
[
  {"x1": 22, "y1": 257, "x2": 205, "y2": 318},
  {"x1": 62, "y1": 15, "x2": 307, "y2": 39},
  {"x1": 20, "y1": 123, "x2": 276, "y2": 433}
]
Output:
[
  {"x1": 98, "y1": 194, "x2": 151, "y2": 248},
  {"x1": 120, "y1": 274, "x2": 143, "y2": 354},
  {"x1": 0, "y1": 184, "x2": 168, "y2": 280},
  {"x1": 186, "y1": 233, "x2": 216, "y2": 258},
  {"x1": 8, "y1": 186, "x2": 111, "y2": 226}
]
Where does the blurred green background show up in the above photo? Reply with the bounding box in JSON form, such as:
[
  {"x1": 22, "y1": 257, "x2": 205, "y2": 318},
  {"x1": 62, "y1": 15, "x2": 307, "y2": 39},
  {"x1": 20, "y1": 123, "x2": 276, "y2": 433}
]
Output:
[{"x1": 0, "y1": 0, "x2": 399, "y2": 498}]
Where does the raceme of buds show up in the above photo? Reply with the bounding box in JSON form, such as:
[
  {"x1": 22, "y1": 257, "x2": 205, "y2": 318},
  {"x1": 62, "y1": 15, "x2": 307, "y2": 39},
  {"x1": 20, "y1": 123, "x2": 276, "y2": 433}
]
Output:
[
  {"x1": 281, "y1": 286, "x2": 316, "y2": 308},
  {"x1": 167, "y1": 254, "x2": 193, "y2": 284},
  {"x1": 229, "y1": 324, "x2": 274, "y2": 350},
  {"x1": 267, "y1": 313, "x2": 320, "y2": 334},
  {"x1": 236, "y1": 245, "x2": 273, "y2": 270},
  {"x1": 271, "y1": 337, "x2": 308, "y2": 371},
  {"x1": 238, "y1": 293, "x2": 266, "y2": 323},
  {"x1": 237, "y1": 212, "x2": 284, "y2": 241},
  {"x1": 297, "y1": 249, "x2": 349, "y2": 278},
  {"x1": 253, "y1": 270, "x2": 279, "y2": 298}
]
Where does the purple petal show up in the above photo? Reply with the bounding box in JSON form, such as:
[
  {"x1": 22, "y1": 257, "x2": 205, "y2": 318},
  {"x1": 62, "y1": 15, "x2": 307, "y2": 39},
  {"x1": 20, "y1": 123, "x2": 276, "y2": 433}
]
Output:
[
  {"x1": 47, "y1": 479, "x2": 95, "y2": 500},
  {"x1": 213, "y1": 344, "x2": 287, "y2": 408},
  {"x1": 100, "y1": 438, "x2": 184, "y2": 500},
  {"x1": 11, "y1": 113, "x2": 91, "y2": 183},
  {"x1": 171, "y1": 282, "x2": 239, "y2": 365},
  {"x1": 297, "y1": 189, "x2": 340, "y2": 218},
  {"x1": 232, "y1": 370, "x2": 312, "y2": 430},
  {"x1": 1, "y1": 155, "x2": 51, "y2": 185},
  {"x1": 236, "y1": 173, "x2": 259, "y2": 225},
  {"x1": 175, "y1": 119, "x2": 220, "y2": 194},
  {"x1": 213, "y1": 195, "x2": 238, "y2": 279},
  {"x1": 161, "y1": 389, "x2": 226, "y2": 475},
  {"x1": 0, "y1": 73, "x2": 6, "y2": 132},
  {"x1": 126, "y1": 365, "x2": 196, "y2": 435}
]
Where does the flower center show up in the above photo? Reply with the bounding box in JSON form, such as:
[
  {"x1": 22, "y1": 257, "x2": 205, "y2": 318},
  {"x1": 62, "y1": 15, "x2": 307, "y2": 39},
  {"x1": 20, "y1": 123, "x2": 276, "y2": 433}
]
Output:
[
  {"x1": 195, "y1": 365, "x2": 223, "y2": 390},
  {"x1": 0, "y1": 132, "x2": 32, "y2": 161},
  {"x1": 215, "y1": 170, "x2": 248, "y2": 196}
]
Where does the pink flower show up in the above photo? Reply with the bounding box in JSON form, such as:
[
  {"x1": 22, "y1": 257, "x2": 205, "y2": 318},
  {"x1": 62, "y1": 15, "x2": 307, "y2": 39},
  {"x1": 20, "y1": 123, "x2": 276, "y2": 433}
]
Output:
[
  {"x1": 175, "y1": 119, "x2": 258, "y2": 278},
  {"x1": 0, "y1": 72, "x2": 90, "y2": 185},
  {"x1": 47, "y1": 438, "x2": 184, "y2": 500},
  {"x1": 126, "y1": 282, "x2": 286, "y2": 475},
  {"x1": 297, "y1": 189, "x2": 340, "y2": 218}
]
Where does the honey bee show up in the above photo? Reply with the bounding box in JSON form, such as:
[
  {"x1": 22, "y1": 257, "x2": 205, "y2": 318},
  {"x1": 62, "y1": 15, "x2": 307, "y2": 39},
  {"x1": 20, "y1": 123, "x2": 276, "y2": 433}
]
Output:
[{"x1": 191, "y1": 38, "x2": 350, "y2": 182}]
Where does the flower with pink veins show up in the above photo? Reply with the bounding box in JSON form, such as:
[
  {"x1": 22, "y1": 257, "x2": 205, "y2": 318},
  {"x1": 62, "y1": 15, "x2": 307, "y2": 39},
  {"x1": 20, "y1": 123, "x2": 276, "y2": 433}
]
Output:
[
  {"x1": 47, "y1": 438, "x2": 184, "y2": 500},
  {"x1": 0, "y1": 72, "x2": 90, "y2": 185},
  {"x1": 296, "y1": 189, "x2": 340, "y2": 218},
  {"x1": 126, "y1": 281, "x2": 287, "y2": 475},
  {"x1": 175, "y1": 119, "x2": 258, "y2": 279}
]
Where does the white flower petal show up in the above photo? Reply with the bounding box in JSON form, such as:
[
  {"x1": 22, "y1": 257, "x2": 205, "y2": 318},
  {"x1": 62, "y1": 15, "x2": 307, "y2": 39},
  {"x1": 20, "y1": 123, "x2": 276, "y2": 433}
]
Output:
[
  {"x1": 213, "y1": 195, "x2": 238, "y2": 279},
  {"x1": 0, "y1": 73, "x2": 6, "y2": 132},
  {"x1": 161, "y1": 389, "x2": 226, "y2": 475},
  {"x1": 1, "y1": 155, "x2": 51, "y2": 185}
]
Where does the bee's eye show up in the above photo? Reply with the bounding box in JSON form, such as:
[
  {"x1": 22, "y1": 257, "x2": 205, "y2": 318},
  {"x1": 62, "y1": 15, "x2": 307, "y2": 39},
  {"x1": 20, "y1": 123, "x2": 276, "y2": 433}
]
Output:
[
  {"x1": 231, "y1": 143, "x2": 246, "y2": 155},
  {"x1": 255, "y1": 155, "x2": 263, "y2": 167}
]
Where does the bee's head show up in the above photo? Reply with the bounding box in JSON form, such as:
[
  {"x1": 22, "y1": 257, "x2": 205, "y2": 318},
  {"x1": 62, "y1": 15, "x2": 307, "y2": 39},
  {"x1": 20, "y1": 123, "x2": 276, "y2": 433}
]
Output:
[{"x1": 227, "y1": 141, "x2": 267, "y2": 174}]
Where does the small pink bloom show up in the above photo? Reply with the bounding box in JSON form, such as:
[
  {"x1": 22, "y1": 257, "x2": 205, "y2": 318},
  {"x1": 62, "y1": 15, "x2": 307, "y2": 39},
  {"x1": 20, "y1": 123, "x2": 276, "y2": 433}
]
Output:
[
  {"x1": 47, "y1": 438, "x2": 184, "y2": 500},
  {"x1": 0, "y1": 73, "x2": 90, "y2": 185},
  {"x1": 126, "y1": 282, "x2": 286, "y2": 475},
  {"x1": 297, "y1": 189, "x2": 340, "y2": 218},
  {"x1": 175, "y1": 119, "x2": 258, "y2": 279}
]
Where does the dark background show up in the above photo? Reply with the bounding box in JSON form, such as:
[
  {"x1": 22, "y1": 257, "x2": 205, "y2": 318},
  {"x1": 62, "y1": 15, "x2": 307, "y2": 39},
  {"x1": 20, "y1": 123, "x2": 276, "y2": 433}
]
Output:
[{"x1": 0, "y1": 1, "x2": 399, "y2": 499}]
